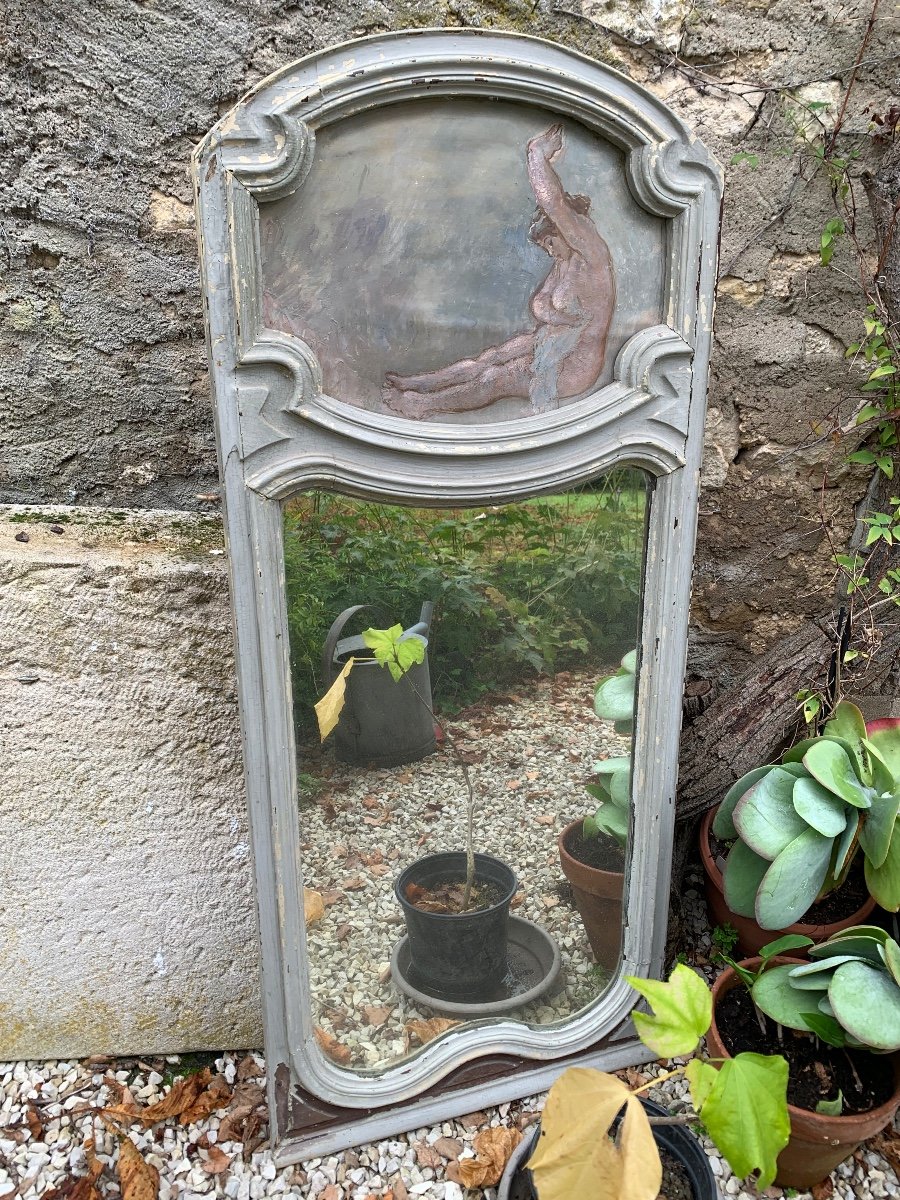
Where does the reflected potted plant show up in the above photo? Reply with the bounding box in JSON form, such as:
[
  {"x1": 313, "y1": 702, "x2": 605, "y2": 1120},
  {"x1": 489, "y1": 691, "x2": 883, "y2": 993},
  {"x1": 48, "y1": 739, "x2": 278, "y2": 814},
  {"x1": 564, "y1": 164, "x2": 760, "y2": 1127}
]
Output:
[
  {"x1": 499, "y1": 960, "x2": 790, "y2": 1199},
  {"x1": 316, "y1": 623, "x2": 517, "y2": 1002},
  {"x1": 700, "y1": 700, "x2": 900, "y2": 954},
  {"x1": 558, "y1": 650, "x2": 635, "y2": 968},
  {"x1": 707, "y1": 926, "x2": 900, "y2": 1188}
]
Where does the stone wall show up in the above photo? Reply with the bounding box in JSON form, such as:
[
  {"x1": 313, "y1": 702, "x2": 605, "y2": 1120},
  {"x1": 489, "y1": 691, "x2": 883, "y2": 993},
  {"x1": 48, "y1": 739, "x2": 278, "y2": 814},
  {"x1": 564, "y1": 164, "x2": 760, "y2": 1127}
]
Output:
[{"x1": 1, "y1": 0, "x2": 897, "y2": 1055}]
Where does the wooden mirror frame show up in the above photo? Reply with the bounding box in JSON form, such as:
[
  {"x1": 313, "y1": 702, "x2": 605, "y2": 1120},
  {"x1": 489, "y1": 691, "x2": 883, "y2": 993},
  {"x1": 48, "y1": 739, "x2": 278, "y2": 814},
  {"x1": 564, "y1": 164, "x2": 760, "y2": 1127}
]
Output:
[{"x1": 193, "y1": 29, "x2": 721, "y2": 1162}]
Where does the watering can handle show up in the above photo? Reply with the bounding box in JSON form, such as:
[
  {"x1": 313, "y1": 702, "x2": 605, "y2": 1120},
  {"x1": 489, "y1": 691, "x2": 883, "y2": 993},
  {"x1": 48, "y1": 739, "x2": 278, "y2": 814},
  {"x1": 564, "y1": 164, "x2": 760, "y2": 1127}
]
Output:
[
  {"x1": 321, "y1": 604, "x2": 371, "y2": 686},
  {"x1": 419, "y1": 600, "x2": 434, "y2": 635}
]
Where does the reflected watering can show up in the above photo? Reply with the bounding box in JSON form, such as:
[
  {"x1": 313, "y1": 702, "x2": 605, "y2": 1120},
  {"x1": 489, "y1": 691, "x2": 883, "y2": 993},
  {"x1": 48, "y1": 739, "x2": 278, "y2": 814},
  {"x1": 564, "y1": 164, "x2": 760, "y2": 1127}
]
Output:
[{"x1": 321, "y1": 601, "x2": 437, "y2": 767}]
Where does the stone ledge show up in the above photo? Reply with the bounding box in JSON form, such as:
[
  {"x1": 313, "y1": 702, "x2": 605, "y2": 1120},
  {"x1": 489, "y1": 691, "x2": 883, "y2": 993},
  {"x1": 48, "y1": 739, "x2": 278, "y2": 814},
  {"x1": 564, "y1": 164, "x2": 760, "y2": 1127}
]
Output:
[{"x1": 0, "y1": 506, "x2": 261, "y2": 1058}]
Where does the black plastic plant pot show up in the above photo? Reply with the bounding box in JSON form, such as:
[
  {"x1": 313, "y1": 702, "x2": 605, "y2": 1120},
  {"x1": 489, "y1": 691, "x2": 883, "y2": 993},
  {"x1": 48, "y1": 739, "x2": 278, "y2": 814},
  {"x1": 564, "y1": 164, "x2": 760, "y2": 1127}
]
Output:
[
  {"x1": 395, "y1": 852, "x2": 518, "y2": 1002},
  {"x1": 498, "y1": 1099, "x2": 719, "y2": 1200}
]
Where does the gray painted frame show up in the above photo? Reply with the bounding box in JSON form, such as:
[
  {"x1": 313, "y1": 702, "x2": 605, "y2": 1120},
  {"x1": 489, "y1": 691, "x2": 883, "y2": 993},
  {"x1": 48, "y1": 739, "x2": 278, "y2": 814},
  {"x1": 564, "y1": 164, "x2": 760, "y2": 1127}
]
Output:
[{"x1": 193, "y1": 29, "x2": 721, "y2": 1160}]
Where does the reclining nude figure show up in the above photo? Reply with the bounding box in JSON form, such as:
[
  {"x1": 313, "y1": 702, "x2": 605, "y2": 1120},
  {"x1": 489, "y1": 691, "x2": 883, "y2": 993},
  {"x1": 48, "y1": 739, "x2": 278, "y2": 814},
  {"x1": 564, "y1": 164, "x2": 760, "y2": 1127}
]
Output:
[{"x1": 382, "y1": 124, "x2": 616, "y2": 418}]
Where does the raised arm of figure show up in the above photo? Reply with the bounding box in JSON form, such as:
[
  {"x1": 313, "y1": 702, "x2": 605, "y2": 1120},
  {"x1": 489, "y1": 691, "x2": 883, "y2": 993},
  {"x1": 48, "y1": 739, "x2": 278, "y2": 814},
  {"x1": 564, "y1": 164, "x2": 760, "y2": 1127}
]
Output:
[{"x1": 526, "y1": 124, "x2": 597, "y2": 258}]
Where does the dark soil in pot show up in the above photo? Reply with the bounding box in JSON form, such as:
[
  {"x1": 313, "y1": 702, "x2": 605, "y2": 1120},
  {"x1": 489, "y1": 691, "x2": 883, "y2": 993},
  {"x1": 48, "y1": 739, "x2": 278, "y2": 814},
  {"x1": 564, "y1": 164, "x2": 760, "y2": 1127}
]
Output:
[
  {"x1": 395, "y1": 851, "x2": 517, "y2": 1002},
  {"x1": 715, "y1": 983, "x2": 894, "y2": 1114},
  {"x1": 564, "y1": 823, "x2": 626, "y2": 873}
]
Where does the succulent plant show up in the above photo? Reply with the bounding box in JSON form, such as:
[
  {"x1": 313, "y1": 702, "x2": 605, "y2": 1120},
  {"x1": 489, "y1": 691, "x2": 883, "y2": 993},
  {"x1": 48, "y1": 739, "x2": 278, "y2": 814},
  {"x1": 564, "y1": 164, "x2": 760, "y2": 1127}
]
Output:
[
  {"x1": 752, "y1": 924, "x2": 900, "y2": 1052},
  {"x1": 584, "y1": 650, "x2": 637, "y2": 846},
  {"x1": 713, "y1": 701, "x2": 900, "y2": 929}
]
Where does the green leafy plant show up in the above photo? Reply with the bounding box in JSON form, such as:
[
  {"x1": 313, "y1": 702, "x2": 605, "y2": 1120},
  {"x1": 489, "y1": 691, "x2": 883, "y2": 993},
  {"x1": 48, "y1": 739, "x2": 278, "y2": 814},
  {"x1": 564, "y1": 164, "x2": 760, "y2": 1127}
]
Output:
[
  {"x1": 527, "y1": 963, "x2": 790, "y2": 1198},
  {"x1": 713, "y1": 701, "x2": 900, "y2": 928},
  {"x1": 753, "y1": 924, "x2": 900, "y2": 1054},
  {"x1": 583, "y1": 650, "x2": 637, "y2": 847}
]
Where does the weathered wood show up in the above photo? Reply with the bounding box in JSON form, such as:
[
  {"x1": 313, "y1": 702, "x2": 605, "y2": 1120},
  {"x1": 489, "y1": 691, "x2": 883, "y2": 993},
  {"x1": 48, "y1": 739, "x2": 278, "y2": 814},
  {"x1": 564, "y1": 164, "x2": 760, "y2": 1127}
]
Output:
[{"x1": 676, "y1": 619, "x2": 834, "y2": 819}]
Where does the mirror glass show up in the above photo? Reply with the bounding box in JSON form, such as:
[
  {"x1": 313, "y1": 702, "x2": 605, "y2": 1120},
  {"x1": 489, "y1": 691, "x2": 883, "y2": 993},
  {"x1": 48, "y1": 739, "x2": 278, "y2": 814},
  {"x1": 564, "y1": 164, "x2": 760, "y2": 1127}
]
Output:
[{"x1": 282, "y1": 470, "x2": 650, "y2": 1073}]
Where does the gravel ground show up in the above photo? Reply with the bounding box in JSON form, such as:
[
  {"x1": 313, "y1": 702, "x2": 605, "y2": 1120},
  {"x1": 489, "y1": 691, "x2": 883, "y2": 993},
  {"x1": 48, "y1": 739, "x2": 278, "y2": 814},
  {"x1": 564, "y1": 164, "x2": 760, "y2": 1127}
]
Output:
[
  {"x1": 3, "y1": 675, "x2": 898, "y2": 1200},
  {"x1": 299, "y1": 668, "x2": 624, "y2": 1069}
]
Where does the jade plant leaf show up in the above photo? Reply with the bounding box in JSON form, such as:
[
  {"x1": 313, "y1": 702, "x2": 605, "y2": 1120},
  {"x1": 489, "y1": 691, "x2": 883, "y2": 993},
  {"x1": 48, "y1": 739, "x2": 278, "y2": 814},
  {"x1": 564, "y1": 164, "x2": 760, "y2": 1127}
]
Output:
[
  {"x1": 627, "y1": 964, "x2": 711, "y2": 1057},
  {"x1": 759, "y1": 933, "x2": 815, "y2": 960},
  {"x1": 808, "y1": 935, "x2": 885, "y2": 964},
  {"x1": 858, "y1": 787, "x2": 900, "y2": 869},
  {"x1": 867, "y1": 718, "x2": 900, "y2": 780},
  {"x1": 733, "y1": 768, "x2": 810, "y2": 860},
  {"x1": 831, "y1": 809, "x2": 860, "y2": 882},
  {"x1": 882, "y1": 938, "x2": 900, "y2": 987},
  {"x1": 803, "y1": 741, "x2": 873, "y2": 808},
  {"x1": 755, "y1": 827, "x2": 833, "y2": 928},
  {"x1": 713, "y1": 766, "x2": 773, "y2": 840},
  {"x1": 692, "y1": 1053, "x2": 790, "y2": 1191},
  {"x1": 823, "y1": 701, "x2": 869, "y2": 778},
  {"x1": 828, "y1": 960, "x2": 900, "y2": 1050},
  {"x1": 865, "y1": 824, "x2": 900, "y2": 911},
  {"x1": 828, "y1": 924, "x2": 890, "y2": 942},
  {"x1": 722, "y1": 840, "x2": 770, "y2": 919},
  {"x1": 594, "y1": 672, "x2": 635, "y2": 725},
  {"x1": 528, "y1": 1068, "x2": 661, "y2": 1200},
  {"x1": 752, "y1": 964, "x2": 825, "y2": 1032},
  {"x1": 791, "y1": 776, "x2": 848, "y2": 837}
]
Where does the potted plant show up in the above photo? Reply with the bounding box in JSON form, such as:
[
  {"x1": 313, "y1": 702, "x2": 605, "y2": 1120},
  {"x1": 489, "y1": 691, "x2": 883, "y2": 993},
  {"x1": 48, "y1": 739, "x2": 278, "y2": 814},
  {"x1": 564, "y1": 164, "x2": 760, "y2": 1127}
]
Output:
[
  {"x1": 700, "y1": 700, "x2": 900, "y2": 954},
  {"x1": 558, "y1": 650, "x2": 635, "y2": 968},
  {"x1": 498, "y1": 957, "x2": 791, "y2": 1199},
  {"x1": 315, "y1": 622, "x2": 517, "y2": 1002},
  {"x1": 707, "y1": 926, "x2": 900, "y2": 1188}
]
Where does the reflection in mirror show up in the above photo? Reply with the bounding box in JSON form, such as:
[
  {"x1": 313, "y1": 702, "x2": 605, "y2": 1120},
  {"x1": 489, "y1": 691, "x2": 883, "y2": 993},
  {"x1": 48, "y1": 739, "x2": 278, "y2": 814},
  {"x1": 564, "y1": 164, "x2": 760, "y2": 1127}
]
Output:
[{"x1": 283, "y1": 472, "x2": 650, "y2": 1072}]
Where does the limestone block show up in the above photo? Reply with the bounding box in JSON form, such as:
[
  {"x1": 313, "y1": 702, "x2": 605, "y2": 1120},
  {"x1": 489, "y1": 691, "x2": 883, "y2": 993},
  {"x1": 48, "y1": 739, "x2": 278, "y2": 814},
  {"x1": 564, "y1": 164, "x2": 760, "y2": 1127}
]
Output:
[{"x1": 0, "y1": 506, "x2": 261, "y2": 1058}]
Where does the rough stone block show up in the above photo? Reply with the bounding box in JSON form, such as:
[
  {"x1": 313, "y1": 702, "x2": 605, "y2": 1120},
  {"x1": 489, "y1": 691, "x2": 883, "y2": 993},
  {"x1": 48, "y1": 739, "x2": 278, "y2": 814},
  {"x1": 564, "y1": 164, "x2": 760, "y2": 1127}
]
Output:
[{"x1": 0, "y1": 506, "x2": 260, "y2": 1058}]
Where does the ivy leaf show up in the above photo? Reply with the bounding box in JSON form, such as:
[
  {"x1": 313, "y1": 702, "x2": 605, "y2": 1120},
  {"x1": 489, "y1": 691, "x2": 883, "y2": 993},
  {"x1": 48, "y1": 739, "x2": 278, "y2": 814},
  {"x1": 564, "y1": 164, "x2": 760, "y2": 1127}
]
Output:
[
  {"x1": 626, "y1": 965, "x2": 711, "y2": 1056},
  {"x1": 694, "y1": 1053, "x2": 790, "y2": 1190}
]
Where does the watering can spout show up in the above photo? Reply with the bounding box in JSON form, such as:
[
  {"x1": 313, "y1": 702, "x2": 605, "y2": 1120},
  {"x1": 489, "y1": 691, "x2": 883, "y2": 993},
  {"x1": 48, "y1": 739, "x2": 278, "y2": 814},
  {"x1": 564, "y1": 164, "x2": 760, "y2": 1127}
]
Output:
[{"x1": 404, "y1": 599, "x2": 435, "y2": 642}]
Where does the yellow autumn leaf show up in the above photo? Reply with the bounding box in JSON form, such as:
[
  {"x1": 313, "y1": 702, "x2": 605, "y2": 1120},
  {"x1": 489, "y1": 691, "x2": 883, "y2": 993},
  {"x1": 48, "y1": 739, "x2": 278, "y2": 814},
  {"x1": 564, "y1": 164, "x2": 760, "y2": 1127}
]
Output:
[
  {"x1": 528, "y1": 1069, "x2": 661, "y2": 1200},
  {"x1": 314, "y1": 658, "x2": 355, "y2": 741}
]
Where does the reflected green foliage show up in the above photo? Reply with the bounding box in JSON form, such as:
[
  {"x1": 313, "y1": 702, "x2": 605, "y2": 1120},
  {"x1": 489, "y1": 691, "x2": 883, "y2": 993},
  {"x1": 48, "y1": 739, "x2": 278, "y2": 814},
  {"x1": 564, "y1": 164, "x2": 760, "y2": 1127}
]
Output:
[{"x1": 283, "y1": 473, "x2": 647, "y2": 734}]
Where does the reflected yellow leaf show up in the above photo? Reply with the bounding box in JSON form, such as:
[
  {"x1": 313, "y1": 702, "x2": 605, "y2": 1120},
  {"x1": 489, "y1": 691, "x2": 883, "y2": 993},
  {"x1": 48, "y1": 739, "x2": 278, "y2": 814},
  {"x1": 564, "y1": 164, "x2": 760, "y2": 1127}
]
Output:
[
  {"x1": 314, "y1": 659, "x2": 355, "y2": 741},
  {"x1": 529, "y1": 1069, "x2": 661, "y2": 1200}
]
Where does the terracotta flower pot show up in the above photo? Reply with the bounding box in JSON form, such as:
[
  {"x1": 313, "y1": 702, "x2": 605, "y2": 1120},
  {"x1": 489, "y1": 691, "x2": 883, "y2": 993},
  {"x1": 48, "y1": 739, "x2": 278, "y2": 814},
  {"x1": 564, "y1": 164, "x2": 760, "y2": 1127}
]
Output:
[
  {"x1": 558, "y1": 819, "x2": 623, "y2": 970},
  {"x1": 707, "y1": 957, "x2": 900, "y2": 1189},
  {"x1": 699, "y1": 805, "x2": 876, "y2": 957}
]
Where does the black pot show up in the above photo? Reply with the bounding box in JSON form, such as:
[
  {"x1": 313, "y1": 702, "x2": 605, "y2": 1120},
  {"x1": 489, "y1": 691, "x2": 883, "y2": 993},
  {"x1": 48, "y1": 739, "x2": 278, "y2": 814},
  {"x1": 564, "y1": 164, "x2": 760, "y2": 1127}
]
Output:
[
  {"x1": 498, "y1": 1099, "x2": 718, "y2": 1200},
  {"x1": 395, "y1": 852, "x2": 517, "y2": 1001}
]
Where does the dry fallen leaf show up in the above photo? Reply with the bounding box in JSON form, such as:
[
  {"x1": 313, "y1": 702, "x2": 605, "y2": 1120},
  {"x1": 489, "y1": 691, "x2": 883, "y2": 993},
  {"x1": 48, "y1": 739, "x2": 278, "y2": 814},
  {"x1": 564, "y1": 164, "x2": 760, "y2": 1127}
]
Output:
[
  {"x1": 118, "y1": 1134, "x2": 160, "y2": 1200},
  {"x1": 335, "y1": 922, "x2": 353, "y2": 941},
  {"x1": 811, "y1": 1180, "x2": 834, "y2": 1200},
  {"x1": 200, "y1": 1146, "x2": 231, "y2": 1175},
  {"x1": 315, "y1": 1027, "x2": 353, "y2": 1065},
  {"x1": 535, "y1": 813, "x2": 555, "y2": 826},
  {"x1": 102, "y1": 1078, "x2": 141, "y2": 1120},
  {"x1": 342, "y1": 876, "x2": 367, "y2": 891},
  {"x1": 368, "y1": 863, "x2": 390, "y2": 877},
  {"x1": 304, "y1": 888, "x2": 325, "y2": 926},
  {"x1": 506, "y1": 779, "x2": 522, "y2": 790},
  {"x1": 458, "y1": 1127, "x2": 523, "y2": 1188},
  {"x1": 42, "y1": 1137, "x2": 104, "y2": 1200},
  {"x1": 405, "y1": 1018, "x2": 461, "y2": 1046},
  {"x1": 320, "y1": 890, "x2": 344, "y2": 907},
  {"x1": 314, "y1": 658, "x2": 355, "y2": 741},
  {"x1": 433, "y1": 1136, "x2": 462, "y2": 1159},
  {"x1": 362, "y1": 1005, "x2": 393, "y2": 1027},
  {"x1": 414, "y1": 1142, "x2": 443, "y2": 1169},
  {"x1": 510, "y1": 890, "x2": 525, "y2": 909},
  {"x1": 458, "y1": 1111, "x2": 487, "y2": 1129},
  {"x1": 26, "y1": 1104, "x2": 43, "y2": 1140},
  {"x1": 236, "y1": 1055, "x2": 263, "y2": 1082},
  {"x1": 541, "y1": 894, "x2": 560, "y2": 908},
  {"x1": 134, "y1": 1070, "x2": 212, "y2": 1126},
  {"x1": 179, "y1": 1073, "x2": 232, "y2": 1125},
  {"x1": 869, "y1": 1130, "x2": 900, "y2": 1179}
]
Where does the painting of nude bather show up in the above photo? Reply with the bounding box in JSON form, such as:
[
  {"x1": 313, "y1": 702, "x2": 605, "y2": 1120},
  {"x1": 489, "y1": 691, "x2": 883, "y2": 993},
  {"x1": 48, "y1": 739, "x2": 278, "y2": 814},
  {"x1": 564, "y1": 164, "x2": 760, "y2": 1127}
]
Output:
[{"x1": 260, "y1": 99, "x2": 664, "y2": 425}]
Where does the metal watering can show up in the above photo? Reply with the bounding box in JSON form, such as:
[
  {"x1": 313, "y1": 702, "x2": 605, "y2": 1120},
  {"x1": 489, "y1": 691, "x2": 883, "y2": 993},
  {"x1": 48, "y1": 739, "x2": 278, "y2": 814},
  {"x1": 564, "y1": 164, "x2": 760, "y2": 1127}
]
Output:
[{"x1": 321, "y1": 601, "x2": 436, "y2": 767}]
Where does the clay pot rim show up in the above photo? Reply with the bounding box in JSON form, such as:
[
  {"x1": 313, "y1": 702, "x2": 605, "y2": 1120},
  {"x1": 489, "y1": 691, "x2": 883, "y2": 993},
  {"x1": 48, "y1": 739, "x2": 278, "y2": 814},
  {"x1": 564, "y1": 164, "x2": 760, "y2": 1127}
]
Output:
[
  {"x1": 699, "y1": 805, "x2": 877, "y2": 938},
  {"x1": 709, "y1": 956, "x2": 900, "y2": 1127}
]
